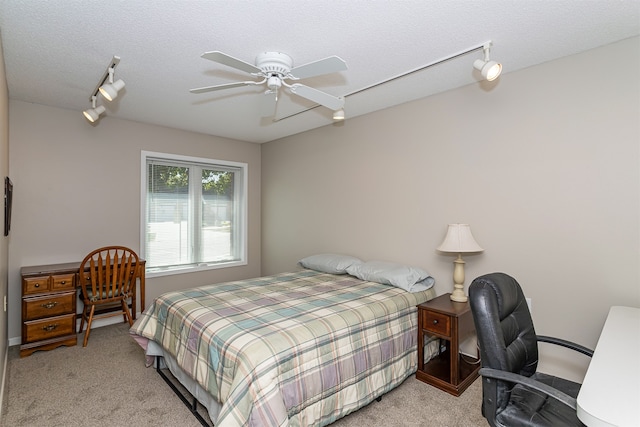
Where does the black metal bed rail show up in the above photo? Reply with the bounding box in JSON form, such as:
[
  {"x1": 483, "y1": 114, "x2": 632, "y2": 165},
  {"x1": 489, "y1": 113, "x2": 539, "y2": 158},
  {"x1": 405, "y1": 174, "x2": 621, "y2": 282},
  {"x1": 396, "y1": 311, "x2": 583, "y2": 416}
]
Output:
[{"x1": 155, "y1": 355, "x2": 213, "y2": 427}]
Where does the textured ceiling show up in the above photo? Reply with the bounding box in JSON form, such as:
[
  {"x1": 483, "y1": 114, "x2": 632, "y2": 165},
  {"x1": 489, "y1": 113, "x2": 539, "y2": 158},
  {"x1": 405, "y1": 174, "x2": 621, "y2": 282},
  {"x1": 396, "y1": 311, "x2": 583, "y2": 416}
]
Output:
[{"x1": 0, "y1": 1, "x2": 638, "y2": 143}]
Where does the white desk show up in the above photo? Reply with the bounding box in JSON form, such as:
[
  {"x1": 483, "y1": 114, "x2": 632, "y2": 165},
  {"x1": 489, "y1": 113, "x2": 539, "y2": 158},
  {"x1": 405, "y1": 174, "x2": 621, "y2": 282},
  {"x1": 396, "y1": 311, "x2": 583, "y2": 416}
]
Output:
[{"x1": 577, "y1": 306, "x2": 640, "y2": 427}]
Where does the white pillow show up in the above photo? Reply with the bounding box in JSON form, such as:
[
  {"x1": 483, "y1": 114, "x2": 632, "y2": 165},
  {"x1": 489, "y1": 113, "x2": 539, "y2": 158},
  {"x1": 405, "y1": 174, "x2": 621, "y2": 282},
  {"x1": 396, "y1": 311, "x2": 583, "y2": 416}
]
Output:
[
  {"x1": 298, "y1": 254, "x2": 362, "y2": 275},
  {"x1": 346, "y1": 260, "x2": 434, "y2": 292}
]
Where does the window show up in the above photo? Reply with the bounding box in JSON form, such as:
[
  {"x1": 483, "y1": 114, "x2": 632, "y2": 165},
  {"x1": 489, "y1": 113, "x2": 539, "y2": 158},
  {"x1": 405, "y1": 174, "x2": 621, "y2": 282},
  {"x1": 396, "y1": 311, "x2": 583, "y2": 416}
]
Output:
[{"x1": 141, "y1": 151, "x2": 247, "y2": 275}]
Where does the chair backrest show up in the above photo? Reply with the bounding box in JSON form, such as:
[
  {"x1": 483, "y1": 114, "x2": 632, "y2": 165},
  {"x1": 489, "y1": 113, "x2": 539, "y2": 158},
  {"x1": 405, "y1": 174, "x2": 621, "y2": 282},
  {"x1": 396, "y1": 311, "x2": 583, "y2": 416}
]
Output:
[
  {"x1": 79, "y1": 246, "x2": 139, "y2": 304},
  {"x1": 469, "y1": 273, "x2": 539, "y2": 411}
]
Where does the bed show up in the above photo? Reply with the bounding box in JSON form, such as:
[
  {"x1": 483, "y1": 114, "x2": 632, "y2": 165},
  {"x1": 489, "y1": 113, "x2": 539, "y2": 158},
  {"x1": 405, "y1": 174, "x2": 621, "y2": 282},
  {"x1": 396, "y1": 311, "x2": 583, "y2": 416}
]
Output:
[{"x1": 130, "y1": 258, "x2": 436, "y2": 427}]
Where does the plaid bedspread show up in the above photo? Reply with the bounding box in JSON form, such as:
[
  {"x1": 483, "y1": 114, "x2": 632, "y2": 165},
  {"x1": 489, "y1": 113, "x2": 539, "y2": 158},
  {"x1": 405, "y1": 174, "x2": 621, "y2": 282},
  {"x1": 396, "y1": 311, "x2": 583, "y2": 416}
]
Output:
[{"x1": 130, "y1": 269, "x2": 435, "y2": 426}]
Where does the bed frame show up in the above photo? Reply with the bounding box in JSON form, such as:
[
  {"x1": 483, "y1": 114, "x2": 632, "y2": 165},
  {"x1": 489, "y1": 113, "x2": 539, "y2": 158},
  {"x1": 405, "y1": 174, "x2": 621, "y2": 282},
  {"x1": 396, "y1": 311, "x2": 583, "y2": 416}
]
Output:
[
  {"x1": 155, "y1": 356, "x2": 213, "y2": 427},
  {"x1": 155, "y1": 354, "x2": 385, "y2": 427}
]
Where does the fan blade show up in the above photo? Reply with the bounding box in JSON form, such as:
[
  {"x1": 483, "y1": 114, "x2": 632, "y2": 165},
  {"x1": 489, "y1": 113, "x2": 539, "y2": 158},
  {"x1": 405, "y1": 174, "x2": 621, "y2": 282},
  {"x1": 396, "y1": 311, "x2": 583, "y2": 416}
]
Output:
[
  {"x1": 289, "y1": 56, "x2": 347, "y2": 80},
  {"x1": 289, "y1": 84, "x2": 345, "y2": 110},
  {"x1": 200, "y1": 51, "x2": 261, "y2": 74},
  {"x1": 190, "y1": 81, "x2": 256, "y2": 94}
]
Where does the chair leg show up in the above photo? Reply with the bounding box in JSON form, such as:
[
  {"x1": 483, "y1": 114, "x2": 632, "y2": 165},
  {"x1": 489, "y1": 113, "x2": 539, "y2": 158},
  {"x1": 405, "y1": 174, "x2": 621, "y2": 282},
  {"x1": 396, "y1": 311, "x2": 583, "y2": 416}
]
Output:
[
  {"x1": 123, "y1": 298, "x2": 133, "y2": 323},
  {"x1": 79, "y1": 308, "x2": 86, "y2": 333},
  {"x1": 83, "y1": 305, "x2": 96, "y2": 347},
  {"x1": 122, "y1": 300, "x2": 133, "y2": 326}
]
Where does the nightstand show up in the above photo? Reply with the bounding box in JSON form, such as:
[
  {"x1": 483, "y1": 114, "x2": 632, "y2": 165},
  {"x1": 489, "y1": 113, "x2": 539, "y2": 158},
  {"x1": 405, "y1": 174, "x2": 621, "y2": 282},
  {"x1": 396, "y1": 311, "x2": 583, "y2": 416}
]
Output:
[{"x1": 416, "y1": 293, "x2": 480, "y2": 396}]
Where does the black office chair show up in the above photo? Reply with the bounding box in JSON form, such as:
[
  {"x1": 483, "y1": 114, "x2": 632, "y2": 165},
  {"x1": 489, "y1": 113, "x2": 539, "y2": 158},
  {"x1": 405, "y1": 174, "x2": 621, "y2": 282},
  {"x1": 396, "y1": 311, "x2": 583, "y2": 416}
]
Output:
[{"x1": 469, "y1": 273, "x2": 593, "y2": 427}]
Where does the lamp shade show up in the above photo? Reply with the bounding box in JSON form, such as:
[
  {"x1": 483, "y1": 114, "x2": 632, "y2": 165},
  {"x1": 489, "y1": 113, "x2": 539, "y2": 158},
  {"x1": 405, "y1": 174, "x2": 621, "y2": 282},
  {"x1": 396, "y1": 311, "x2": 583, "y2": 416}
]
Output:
[{"x1": 437, "y1": 224, "x2": 484, "y2": 254}]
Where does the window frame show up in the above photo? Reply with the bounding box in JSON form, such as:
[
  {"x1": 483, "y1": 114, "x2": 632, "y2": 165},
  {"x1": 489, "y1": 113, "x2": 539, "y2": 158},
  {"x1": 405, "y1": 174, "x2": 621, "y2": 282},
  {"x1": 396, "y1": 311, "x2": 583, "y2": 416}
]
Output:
[{"x1": 140, "y1": 150, "x2": 248, "y2": 278}]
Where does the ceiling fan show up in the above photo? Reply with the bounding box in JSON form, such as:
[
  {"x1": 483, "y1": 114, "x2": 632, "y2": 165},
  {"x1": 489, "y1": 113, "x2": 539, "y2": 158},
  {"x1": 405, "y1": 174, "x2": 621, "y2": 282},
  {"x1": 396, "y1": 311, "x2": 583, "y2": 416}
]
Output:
[{"x1": 190, "y1": 51, "x2": 347, "y2": 116}]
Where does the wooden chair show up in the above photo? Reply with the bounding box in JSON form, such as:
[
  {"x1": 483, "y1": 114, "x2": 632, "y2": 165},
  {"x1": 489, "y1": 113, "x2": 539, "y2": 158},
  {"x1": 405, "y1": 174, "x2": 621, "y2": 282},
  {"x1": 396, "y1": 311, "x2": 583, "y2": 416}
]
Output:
[{"x1": 78, "y1": 246, "x2": 139, "y2": 347}]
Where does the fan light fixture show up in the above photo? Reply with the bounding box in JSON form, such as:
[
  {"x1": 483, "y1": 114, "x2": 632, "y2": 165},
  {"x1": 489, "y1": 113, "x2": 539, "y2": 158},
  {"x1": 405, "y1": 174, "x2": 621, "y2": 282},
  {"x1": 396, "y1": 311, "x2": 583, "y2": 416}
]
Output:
[
  {"x1": 82, "y1": 56, "x2": 122, "y2": 123},
  {"x1": 191, "y1": 51, "x2": 346, "y2": 119},
  {"x1": 99, "y1": 67, "x2": 125, "y2": 101},
  {"x1": 83, "y1": 95, "x2": 106, "y2": 123},
  {"x1": 333, "y1": 109, "x2": 345, "y2": 121},
  {"x1": 473, "y1": 42, "x2": 502, "y2": 81}
]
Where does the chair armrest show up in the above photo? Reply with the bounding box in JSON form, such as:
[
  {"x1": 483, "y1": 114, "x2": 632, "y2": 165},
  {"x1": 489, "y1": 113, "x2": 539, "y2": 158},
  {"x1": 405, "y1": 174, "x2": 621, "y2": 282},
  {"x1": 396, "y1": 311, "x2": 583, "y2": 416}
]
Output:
[
  {"x1": 537, "y1": 335, "x2": 594, "y2": 357},
  {"x1": 478, "y1": 367, "x2": 578, "y2": 410}
]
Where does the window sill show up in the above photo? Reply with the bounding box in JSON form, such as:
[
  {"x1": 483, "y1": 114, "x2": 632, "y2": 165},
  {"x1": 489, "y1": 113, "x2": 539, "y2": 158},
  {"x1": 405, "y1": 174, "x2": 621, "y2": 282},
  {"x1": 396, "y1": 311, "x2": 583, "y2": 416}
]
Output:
[{"x1": 145, "y1": 260, "x2": 247, "y2": 278}]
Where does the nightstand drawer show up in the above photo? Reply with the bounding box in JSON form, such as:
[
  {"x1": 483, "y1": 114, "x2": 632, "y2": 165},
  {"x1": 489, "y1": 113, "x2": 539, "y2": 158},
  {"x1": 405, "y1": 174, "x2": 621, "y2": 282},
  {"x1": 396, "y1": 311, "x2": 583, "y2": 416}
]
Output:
[
  {"x1": 23, "y1": 314, "x2": 76, "y2": 343},
  {"x1": 422, "y1": 310, "x2": 451, "y2": 337},
  {"x1": 23, "y1": 291, "x2": 76, "y2": 321}
]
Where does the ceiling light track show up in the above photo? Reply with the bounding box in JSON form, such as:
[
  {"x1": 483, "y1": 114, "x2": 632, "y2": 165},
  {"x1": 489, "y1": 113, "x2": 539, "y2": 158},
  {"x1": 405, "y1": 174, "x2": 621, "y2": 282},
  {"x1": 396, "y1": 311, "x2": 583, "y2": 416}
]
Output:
[
  {"x1": 83, "y1": 56, "x2": 125, "y2": 123},
  {"x1": 274, "y1": 40, "x2": 501, "y2": 123}
]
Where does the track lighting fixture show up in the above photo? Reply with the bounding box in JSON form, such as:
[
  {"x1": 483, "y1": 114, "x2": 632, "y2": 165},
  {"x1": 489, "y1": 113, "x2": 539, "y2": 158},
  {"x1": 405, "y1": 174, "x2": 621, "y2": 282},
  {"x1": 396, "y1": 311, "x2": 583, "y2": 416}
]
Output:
[
  {"x1": 83, "y1": 95, "x2": 106, "y2": 123},
  {"x1": 473, "y1": 42, "x2": 502, "y2": 81},
  {"x1": 82, "y1": 56, "x2": 122, "y2": 123},
  {"x1": 99, "y1": 67, "x2": 125, "y2": 101},
  {"x1": 275, "y1": 41, "x2": 503, "y2": 122}
]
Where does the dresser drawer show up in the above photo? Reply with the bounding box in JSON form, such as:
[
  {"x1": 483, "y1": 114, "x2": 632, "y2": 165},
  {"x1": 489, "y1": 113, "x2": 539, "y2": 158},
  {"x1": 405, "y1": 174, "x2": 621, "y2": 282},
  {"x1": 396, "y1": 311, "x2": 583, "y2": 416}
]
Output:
[
  {"x1": 422, "y1": 310, "x2": 451, "y2": 337},
  {"x1": 22, "y1": 291, "x2": 76, "y2": 321},
  {"x1": 51, "y1": 274, "x2": 75, "y2": 291},
  {"x1": 23, "y1": 314, "x2": 76, "y2": 343},
  {"x1": 23, "y1": 276, "x2": 50, "y2": 295}
]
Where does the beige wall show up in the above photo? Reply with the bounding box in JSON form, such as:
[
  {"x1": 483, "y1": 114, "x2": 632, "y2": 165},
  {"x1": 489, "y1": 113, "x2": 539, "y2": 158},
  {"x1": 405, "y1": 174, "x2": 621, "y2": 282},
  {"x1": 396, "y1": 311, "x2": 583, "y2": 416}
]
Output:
[
  {"x1": 7, "y1": 103, "x2": 262, "y2": 342},
  {"x1": 261, "y1": 37, "x2": 640, "y2": 381},
  {"x1": 0, "y1": 31, "x2": 10, "y2": 412}
]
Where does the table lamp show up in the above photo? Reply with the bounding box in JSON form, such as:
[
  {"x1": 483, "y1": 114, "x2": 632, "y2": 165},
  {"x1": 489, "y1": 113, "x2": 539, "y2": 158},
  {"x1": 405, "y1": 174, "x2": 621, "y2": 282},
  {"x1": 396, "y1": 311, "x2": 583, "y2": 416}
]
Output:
[{"x1": 437, "y1": 224, "x2": 484, "y2": 302}]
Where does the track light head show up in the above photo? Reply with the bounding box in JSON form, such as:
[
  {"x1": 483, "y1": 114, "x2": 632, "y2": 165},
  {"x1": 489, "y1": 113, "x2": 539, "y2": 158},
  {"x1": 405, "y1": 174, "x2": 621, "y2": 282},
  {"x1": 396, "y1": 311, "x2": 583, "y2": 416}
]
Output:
[
  {"x1": 474, "y1": 59, "x2": 502, "y2": 81},
  {"x1": 83, "y1": 96, "x2": 106, "y2": 122},
  {"x1": 83, "y1": 105, "x2": 106, "y2": 122},
  {"x1": 99, "y1": 79, "x2": 125, "y2": 101},
  {"x1": 333, "y1": 109, "x2": 345, "y2": 121},
  {"x1": 473, "y1": 43, "x2": 502, "y2": 81},
  {"x1": 99, "y1": 67, "x2": 125, "y2": 101}
]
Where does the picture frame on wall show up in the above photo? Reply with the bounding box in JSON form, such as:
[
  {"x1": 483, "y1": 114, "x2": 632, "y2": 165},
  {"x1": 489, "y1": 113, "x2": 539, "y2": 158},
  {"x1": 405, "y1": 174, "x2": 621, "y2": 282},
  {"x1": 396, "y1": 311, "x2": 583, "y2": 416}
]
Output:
[{"x1": 4, "y1": 176, "x2": 13, "y2": 236}]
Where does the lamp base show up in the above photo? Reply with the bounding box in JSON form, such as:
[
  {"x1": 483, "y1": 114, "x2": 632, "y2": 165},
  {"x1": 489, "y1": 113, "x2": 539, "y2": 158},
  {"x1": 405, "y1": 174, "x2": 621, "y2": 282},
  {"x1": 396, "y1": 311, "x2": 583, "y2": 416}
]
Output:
[
  {"x1": 450, "y1": 290, "x2": 468, "y2": 303},
  {"x1": 450, "y1": 255, "x2": 468, "y2": 303}
]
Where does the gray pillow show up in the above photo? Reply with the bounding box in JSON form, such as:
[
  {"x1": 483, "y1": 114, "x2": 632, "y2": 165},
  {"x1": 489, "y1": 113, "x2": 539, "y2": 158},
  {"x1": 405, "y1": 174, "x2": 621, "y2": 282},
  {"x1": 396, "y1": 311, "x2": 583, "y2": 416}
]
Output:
[
  {"x1": 298, "y1": 254, "x2": 363, "y2": 275},
  {"x1": 346, "y1": 260, "x2": 434, "y2": 292}
]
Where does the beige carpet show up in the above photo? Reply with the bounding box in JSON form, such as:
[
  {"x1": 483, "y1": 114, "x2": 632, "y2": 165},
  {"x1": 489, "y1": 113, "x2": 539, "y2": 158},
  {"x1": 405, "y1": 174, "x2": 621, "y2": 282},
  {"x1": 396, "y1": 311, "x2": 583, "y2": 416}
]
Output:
[{"x1": 1, "y1": 323, "x2": 486, "y2": 426}]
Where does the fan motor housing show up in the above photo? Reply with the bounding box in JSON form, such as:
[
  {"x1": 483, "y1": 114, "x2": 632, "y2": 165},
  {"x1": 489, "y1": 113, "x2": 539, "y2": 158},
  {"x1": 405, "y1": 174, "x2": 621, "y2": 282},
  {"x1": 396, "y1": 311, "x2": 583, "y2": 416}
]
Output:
[{"x1": 256, "y1": 52, "x2": 293, "y2": 76}]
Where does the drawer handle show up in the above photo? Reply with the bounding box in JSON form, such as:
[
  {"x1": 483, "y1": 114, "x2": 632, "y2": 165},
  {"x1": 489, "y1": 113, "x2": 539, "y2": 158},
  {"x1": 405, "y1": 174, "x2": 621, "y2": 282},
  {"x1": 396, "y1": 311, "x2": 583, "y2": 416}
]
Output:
[
  {"x1": 42, "y1": 324, "x2": 59, "y2": 332},
  {"x1": 433, "y1": 320, "x2": 439, "y2": 325},
  {"x1": 41, "y1": 301, "x2": 58, "y2": 309},
  {"x1": 34, "y1": 283, "x2": 40, "y2": 288},
  {"x1": 60, "y1": 281, "x2": 66, "y2": 285}
]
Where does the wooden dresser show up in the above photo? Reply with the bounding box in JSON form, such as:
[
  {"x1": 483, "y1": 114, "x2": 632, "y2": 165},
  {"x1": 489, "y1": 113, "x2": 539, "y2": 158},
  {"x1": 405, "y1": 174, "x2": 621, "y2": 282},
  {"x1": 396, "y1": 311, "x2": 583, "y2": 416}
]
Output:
[
  {"x1": 20, "y1": 266, "x2": 77, "y2": 357},
  {"x1": 20, "y1": 260, "x2": 146, "y2": 357}
]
